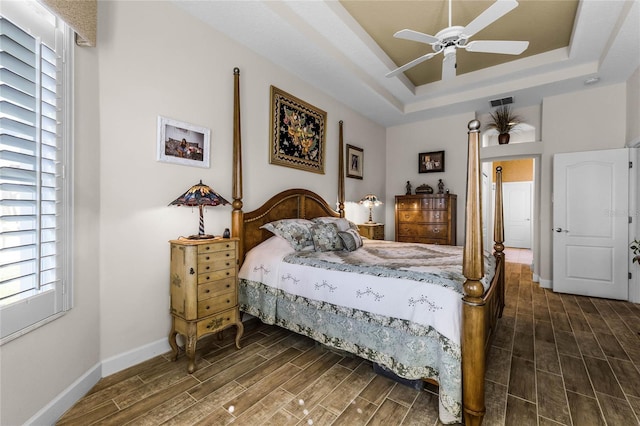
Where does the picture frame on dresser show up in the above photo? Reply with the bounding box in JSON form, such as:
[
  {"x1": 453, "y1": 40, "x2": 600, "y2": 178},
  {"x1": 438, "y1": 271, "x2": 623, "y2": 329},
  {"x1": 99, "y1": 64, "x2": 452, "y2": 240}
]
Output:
[
  {"x1": 418, "y1": 150, "x2": 445, "y2": 173},
  {"x1": 157, "y1": 116, "x2": 210, "y2": 168},
  {"x1": 269, "y1": 85, "x2": 327, "y2": 174}
]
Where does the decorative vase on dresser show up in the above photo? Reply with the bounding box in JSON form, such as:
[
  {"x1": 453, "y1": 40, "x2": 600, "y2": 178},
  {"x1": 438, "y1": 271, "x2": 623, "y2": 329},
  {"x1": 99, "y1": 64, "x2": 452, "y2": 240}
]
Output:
[
  {"x1": 168, "y1": 237, "x2": 243, "y2": 373},
  {"x1": 395, "y1": 194, "x2": 457, "y2": 245}
]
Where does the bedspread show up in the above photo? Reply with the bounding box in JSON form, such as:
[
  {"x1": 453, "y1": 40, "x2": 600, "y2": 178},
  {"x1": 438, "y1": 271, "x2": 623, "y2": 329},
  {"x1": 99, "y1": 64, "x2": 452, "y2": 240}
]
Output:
[{"x1": 238, "y1": 236, "x2": 495, "y2": 423}]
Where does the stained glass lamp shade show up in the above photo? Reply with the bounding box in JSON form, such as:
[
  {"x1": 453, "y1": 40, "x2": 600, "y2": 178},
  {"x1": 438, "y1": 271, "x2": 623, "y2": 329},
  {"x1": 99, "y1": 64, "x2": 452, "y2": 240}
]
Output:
[
  {"x1": 359, "y1": 194, "x2": 383, "y2": 224},
  {"x1": 169, "y1": 180, "x2": 230, "y2": 239}
]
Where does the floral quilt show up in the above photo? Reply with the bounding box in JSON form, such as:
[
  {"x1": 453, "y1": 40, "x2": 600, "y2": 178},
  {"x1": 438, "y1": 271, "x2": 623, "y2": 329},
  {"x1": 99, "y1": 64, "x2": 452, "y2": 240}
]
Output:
[{"x1": 238, "y1": 237, "x2": 495, "y2": 424}]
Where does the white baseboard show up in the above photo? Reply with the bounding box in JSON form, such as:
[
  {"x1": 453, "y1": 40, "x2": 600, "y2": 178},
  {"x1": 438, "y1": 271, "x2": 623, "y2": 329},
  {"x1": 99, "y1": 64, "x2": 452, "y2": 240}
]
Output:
[
  {"x1": 26, "y1": 362, "x2": 101, "y2": 426},
  {"x1": 538, "y1": 277, "x2": 552, "y2": 289},
  {"x1": 102, "y1": 337, "x2": 171, "y2": 377}
]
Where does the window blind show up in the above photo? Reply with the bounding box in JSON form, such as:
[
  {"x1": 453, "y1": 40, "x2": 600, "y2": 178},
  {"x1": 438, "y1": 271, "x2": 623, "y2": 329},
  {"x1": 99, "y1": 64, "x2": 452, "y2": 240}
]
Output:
[{"x1": 1, "y1": 1, "x2": 72, "y2": 342}]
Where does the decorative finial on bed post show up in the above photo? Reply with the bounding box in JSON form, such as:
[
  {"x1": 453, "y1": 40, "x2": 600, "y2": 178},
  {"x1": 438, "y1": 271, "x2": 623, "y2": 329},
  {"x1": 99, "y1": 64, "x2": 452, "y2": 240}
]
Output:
[{"x1": 468, "y1": 119, "x2": 480, "y2": 131}]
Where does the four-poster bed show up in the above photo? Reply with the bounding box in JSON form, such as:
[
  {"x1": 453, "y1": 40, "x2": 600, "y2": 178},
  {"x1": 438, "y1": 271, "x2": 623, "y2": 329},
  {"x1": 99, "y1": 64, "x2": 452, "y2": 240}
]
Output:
[{"x1": 229, "y1": 68, "x2": 505, "y2": 425}]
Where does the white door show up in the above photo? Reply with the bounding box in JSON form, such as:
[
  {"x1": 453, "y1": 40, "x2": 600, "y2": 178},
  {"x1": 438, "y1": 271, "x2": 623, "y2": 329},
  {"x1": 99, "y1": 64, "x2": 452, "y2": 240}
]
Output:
[
  {"x1": 553, "y1": 149, "x2": 629, "y2": 300},
  {"x1": 504, "y1": 182, "x2": 532, "y2": 248}
]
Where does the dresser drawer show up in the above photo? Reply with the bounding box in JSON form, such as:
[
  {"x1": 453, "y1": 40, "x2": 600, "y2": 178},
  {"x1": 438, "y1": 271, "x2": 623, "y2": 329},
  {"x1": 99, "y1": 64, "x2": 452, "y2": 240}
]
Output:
[
  {"x1": 396, "y1": 197, "x2": 448, "y2": 210},
  {"x1": 398, "y1": 223, "x2": 448, "y2": 239},
  {"x1": 196, "y1": 307, "x2": 239, "y2": 336},
  {"x1": 198, "y1": 277, "x2": 235, "y2": 300},
  {"x1": 197, "y1": 267, "x2": 236, "y2": 284},
  {"x1": 197, "y1": 293, "x2": 237, "y2": 317},
  {"x1": 198, "y1": 240, "x2": 237, "y2": 254},
  {"x1": 397, "y1": 210, "x2": 447, "y2": 223},
  {"x1": 398, "y1": 236, "x2": 448, "y2": 245}
]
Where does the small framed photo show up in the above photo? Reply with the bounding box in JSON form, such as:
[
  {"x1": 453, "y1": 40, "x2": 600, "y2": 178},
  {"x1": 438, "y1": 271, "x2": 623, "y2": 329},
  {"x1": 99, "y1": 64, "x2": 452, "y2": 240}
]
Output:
[
  {"x1": 157, "y1": 116, "x2": 210, "y2": 168},
  {"x1": 419, "y1": 150, "x2": 445, "y2": 173},
  {"x1": 346, "y1": 144, "x2": 363, "y2": 179}
]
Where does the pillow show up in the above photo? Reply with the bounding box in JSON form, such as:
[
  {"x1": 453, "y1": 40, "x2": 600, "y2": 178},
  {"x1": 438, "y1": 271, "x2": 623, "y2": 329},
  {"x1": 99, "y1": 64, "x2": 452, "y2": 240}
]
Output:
[
  {"x1": 311, "y1": 217, "x2": 359, "y2": 232},
  {"x1": 309, "y1": 222, "x2": 343, "y2": 251},
  {"x1": 338, "y1": 229, "x2": 363, "y2": 252},
  {"x1": 260, "y1": 219, "x2": 314, "y2": 251}
]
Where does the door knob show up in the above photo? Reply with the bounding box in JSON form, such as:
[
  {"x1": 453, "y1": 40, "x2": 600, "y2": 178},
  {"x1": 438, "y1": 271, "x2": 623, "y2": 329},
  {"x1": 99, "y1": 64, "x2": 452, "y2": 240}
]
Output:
[{"x1": 554, "y1": 228, "x2": 568, "y2": 233}]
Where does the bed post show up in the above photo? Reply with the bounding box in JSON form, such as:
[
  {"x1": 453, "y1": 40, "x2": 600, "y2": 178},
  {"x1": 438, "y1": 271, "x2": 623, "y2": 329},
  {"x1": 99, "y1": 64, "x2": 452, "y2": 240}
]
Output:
[
  {"x1": 462, "y1": 119, "x2": 486, "y2": 426},
  {"x1": 231, "y1": 67, "x2": 244, "y2": 259},
  {"x1": 338, "y1": 120, "x2": 345, "y2": 218},
  {"x1": 494, "y1": 166, "x2": 505, "y2": 315}
]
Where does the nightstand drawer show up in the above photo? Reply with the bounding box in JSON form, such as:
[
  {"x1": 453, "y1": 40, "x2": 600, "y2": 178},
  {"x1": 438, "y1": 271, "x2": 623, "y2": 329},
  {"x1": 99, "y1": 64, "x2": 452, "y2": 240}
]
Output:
[
  {"x1": 358, "y1": 223, "x2": 384, "y2": 240},
  {"x1": 197, "y1": 267, "x2": 235, "y2": 284},
  {"x1": 196, "y1": 308, "x2": 239, "y2": 336},
  {"x1": 197, "y1": 293, "x2": 237, "y2": 317},
  {"x1": 198, "y1": 250, "x2": 235, "y2": 271},
  {"x1": 198, "y1": 277, "x2": 235, "y2": 299},
  {"x1": 198, "y1": 241, "x2": 237, "y2": 254}
]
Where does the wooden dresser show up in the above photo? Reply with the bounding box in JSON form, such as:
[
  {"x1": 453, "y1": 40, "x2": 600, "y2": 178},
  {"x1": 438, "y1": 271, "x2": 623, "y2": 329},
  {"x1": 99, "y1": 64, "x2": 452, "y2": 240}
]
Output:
[
  {"x1": 168, "y1": 237, "x2": 243, "y2": 373},
  {"x1": 358, "y1": 223, "x2": 384, "y2": 240},
  {"x1": 395, "y1": 194, "x2": 457, "y2": 245}
]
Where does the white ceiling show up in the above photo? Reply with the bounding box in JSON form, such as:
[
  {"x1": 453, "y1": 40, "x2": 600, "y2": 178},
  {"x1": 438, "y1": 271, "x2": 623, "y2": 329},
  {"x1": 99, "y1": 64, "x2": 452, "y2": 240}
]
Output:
[{"x1": 173, "y1": 0, "x2": 640, "y2": 127}]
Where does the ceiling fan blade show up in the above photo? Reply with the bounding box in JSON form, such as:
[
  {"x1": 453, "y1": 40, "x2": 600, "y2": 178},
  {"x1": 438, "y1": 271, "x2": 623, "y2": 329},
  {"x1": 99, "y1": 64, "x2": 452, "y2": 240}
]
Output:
[
  {"x1": 465, "y1": 40, "x2": 529, "y2": 55},
  {"x1": 393, "y1": 29, "x2": 439, "y2": 45},
  {"x1": 461, "y1": 0, "x2": 519, "y2": 38},
  {"x1": 386, "y1": 52, "x2": 437, "y2": 78},
  {"x1": 442, "y1": 51, "x2": 457, "y2": 80}
]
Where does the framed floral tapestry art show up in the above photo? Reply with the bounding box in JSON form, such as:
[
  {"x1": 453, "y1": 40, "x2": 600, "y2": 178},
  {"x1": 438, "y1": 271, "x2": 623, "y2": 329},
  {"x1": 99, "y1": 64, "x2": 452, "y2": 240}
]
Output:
[{"x1": 269, "y1": 86, "x2": 327, "y2": 174}]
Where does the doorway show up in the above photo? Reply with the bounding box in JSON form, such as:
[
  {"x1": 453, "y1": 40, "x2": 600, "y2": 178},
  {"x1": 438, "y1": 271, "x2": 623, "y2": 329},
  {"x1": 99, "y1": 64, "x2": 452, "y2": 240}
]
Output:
[{"x1": 482, "y1": 157, "x2": 537, "y2": 269}]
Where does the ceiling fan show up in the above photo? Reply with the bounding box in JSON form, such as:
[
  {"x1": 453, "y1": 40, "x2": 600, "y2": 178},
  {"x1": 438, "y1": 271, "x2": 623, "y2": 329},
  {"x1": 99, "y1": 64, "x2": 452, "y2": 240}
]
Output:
[{"x1": 386, "y1": 0, "x2": 529, "y2": 80}]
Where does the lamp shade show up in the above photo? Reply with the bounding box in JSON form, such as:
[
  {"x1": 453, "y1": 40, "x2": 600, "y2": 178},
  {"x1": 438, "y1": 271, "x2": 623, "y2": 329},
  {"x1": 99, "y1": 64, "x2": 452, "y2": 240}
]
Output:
[
  {"x1": 359, "y1": 194, "x2": 382, "y2": 223},
  {"x1": 169, "y1": 180, "x2": 230, "y2": 239}
]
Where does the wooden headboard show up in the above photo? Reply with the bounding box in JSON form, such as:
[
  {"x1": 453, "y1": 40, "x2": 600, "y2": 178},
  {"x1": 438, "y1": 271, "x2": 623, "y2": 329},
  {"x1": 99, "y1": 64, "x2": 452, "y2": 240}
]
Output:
[{"x1": 241, "y1": 188, "x2": 341, "y2": 260}]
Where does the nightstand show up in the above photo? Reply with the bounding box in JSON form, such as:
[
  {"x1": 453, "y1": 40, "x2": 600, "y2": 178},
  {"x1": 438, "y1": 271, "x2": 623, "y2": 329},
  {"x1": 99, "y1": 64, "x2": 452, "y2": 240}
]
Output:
[
  {"x1": 358, "y1": 223, "x2": 384, "y2": 240},
  {"x1": 168, "y1": 237, "x2": 244, "y2": 373}
]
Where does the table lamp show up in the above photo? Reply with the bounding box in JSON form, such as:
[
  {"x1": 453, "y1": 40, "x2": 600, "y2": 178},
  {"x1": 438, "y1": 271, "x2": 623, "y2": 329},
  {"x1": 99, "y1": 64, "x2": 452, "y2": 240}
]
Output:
[
  {"x1": 169, "y1": 180, "x2": 230, "y2": 239},
  {"x1": 359, "y1": 194, "x2": 382, "y2": 224}
]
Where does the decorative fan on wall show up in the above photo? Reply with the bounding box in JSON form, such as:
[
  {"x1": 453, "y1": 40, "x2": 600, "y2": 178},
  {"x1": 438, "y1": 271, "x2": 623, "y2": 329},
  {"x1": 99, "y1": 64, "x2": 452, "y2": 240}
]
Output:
[{"x1": 386, "y1": 0, "x2": 529, "y2": 80}]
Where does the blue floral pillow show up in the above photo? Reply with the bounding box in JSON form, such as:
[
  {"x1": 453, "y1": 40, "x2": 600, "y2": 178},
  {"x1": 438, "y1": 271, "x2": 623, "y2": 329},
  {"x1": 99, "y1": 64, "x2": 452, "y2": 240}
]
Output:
[
  {"x1": 338, "y1": 229, "x2": 363, "y2": 251},
  {"x1": 260, "y1": 219, "x2": 314, "y2": 251},
  {"x1": 310, "y1": 223, "x2": 343, "y2": 251},
  {"x1": 311, "y1": 217, "x2": 359, "y2": 232}
]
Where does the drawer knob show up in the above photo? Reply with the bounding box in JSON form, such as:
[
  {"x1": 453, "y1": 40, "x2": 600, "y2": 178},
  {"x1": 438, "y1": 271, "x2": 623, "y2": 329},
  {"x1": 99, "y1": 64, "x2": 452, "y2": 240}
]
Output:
[
  {"x1": 226, "y1": 262, "x2": 230, "y2": 267},
  {"x1": 226, "y1": 272, "x2": 230, "y2": 276},
  {"x1": 226, "y1": 284, "x2": 230, "y2": 288},
  {"x1": 205, "y1": 246, "x2": 210, "y2": 251},
  {"x1": 206, "y1": 306, "x2": 210, "y2": 310},
  {"x1": 206, "y1": 276, "x2": 210, "y2": 280},
  {"x1": 205, "y1": 266, "x2": 210, "y2": 271},
  {"x1": 189, "y1": 268, "x2": 195, "y2": 275},
  {"x1": 205, "y1": 289, "x2": 210, "y2": 293},
  {"x1": 226, "y1": 299, "x2": 230, "y2": 303},
  {"x1": 433, "y1": 228, "x2": 440, "y2": 233},
  {"x1": 226, "y1": 253, "x2": 230, "y2": 257}
]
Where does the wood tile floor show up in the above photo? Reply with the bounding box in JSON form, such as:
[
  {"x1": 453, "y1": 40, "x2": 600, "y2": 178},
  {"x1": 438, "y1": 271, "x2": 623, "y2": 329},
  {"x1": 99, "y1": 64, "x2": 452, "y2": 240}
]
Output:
[{"x1": 57, "y1": 263, "x2": 640, "y2": 425}]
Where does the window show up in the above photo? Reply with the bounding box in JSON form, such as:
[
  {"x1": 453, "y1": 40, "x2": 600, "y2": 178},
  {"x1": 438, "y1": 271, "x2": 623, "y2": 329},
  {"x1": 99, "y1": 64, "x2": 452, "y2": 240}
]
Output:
[{"x1": 0, "y1": 0, "x2": 73, "y2": 343}]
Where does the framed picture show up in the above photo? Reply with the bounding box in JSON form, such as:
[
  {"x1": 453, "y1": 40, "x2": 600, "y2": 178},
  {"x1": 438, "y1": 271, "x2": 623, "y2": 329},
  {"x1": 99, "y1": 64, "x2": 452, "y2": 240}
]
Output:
[
  {"x1": 419, "y1": 150, "x2": 445, "y2": 173},
  {"x1": 346, "y1": 144, "x2": 364, "y2": 179},
  {"x1": 157, "y1": 116, "x2": 210, "y2": 168},
  {"x1": 270, "y1": 86, "x2": 327, "y2": 174}
]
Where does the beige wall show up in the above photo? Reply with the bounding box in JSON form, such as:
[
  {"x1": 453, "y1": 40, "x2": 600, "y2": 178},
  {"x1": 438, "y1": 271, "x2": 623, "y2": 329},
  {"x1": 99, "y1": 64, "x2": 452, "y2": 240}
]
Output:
[
  {"x1": 0, "y1": 1, "x2": 386, "y2": 424},
  {"x1": 386, "y1": 112, "x2": 476, "y2": 244},
  {"x1": 627, "y1": 66, "x2": 640, "y2": 145},
  {"x1": 539, "y1": 83, "x2": 627, "y2": 284},
  {"x1": 0, "y1": 34, "x2": 102, "y2": 426},
  {"x1": 492, "y1": 159, "x2": 534, "y2": 182}
]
